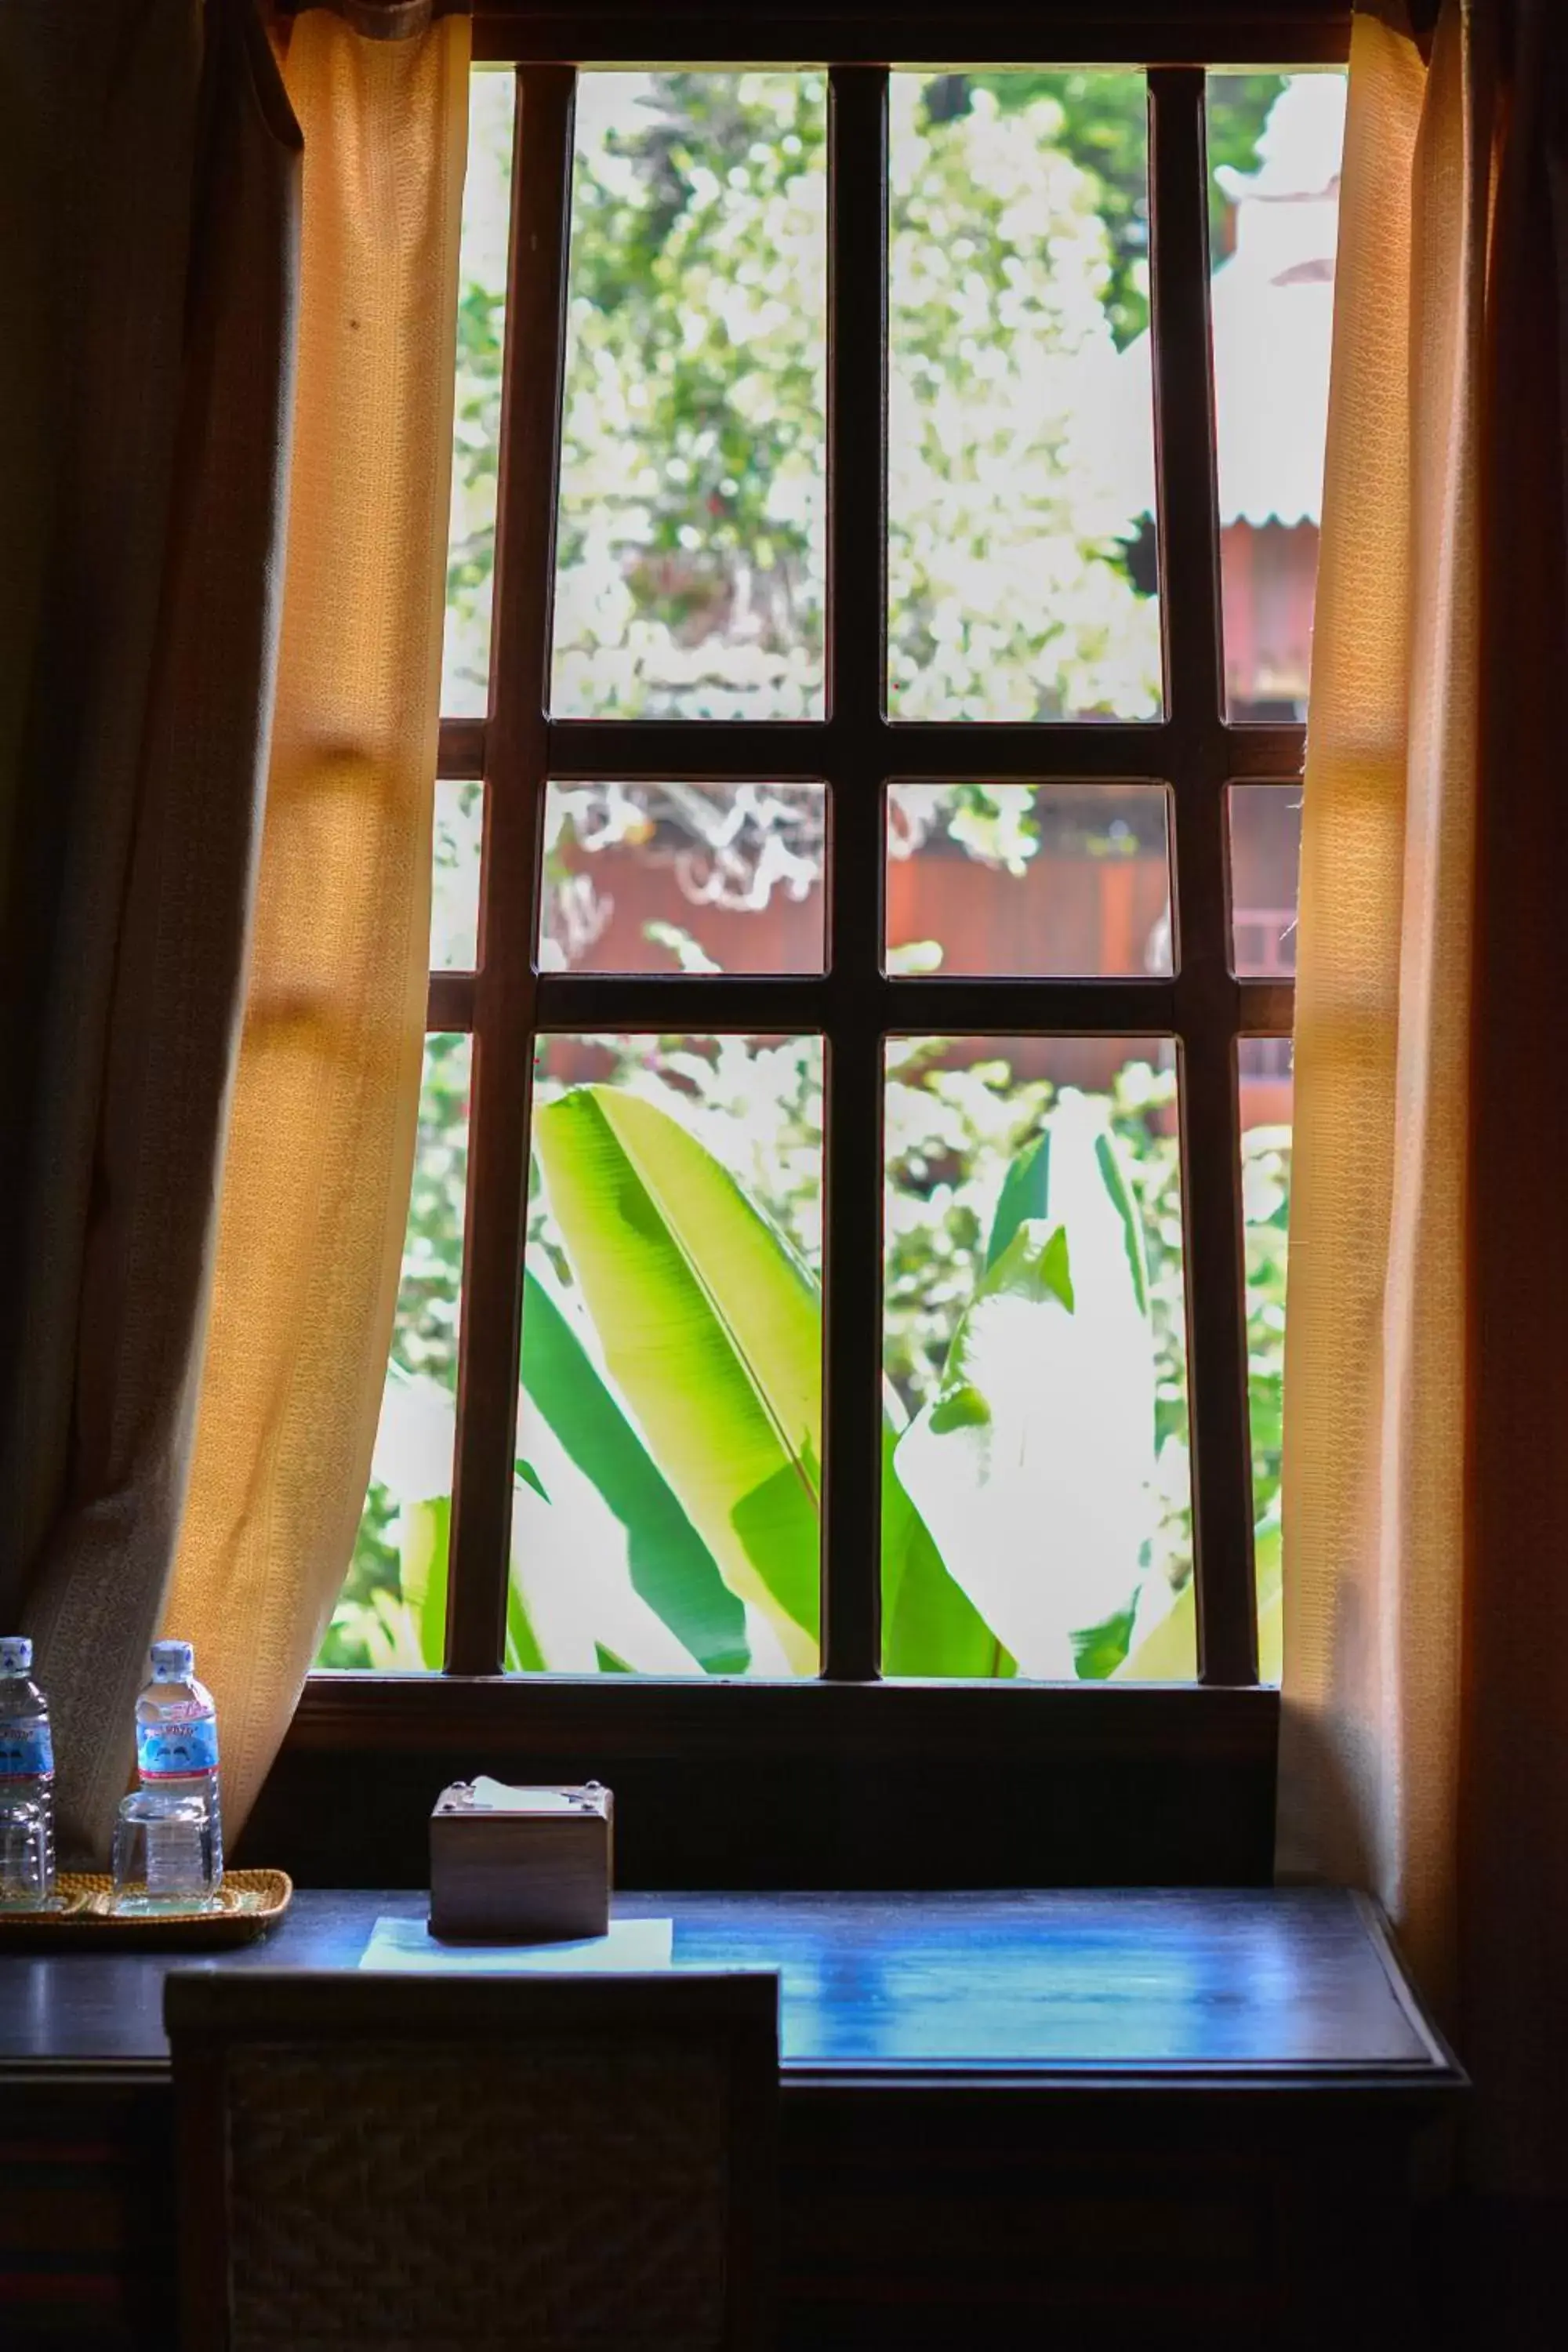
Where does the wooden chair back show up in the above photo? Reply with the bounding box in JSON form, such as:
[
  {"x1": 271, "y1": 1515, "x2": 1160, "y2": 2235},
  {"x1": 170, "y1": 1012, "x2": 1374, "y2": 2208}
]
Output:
[{"x1": 165, "y1": 1965, "x2": 779, "y2": 2352}]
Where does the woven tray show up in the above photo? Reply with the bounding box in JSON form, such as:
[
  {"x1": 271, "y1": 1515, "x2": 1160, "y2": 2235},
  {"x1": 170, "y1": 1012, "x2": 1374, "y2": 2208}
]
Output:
[{"x1": 0, "y1": 1868, "x2": 292, "y2": 1949}]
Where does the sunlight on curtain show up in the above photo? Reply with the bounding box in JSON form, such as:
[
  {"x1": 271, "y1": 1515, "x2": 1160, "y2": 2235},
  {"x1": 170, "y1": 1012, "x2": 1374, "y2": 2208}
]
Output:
[
  {"x1": 164, "y1": 6, "x2": 470, "y2": 1840},
  {"x1": 1279, "y1": 2, "x2": 1490, "y2": 2016},
  {"x1": 0, "y1": 0, "x2": 300, "y2": 1858}
]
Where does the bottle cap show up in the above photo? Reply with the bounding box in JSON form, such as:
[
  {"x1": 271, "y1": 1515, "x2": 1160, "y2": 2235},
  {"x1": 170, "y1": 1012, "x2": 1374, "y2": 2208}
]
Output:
[
  {"x1": 151, "y1": 1639, "x2": 196, "y2": 1682},
  {"x1": 0, "y1": 1637, "x2": 33, "y2": 1674}
]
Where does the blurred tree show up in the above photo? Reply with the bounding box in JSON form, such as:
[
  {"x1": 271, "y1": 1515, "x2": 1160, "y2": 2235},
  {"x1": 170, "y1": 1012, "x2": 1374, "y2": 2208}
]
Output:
[
  {"x1": 928, "y1": 71, "x2": 1284, "y2": 343},
  {"x1": 444, "y1": 69, "x2": 1285, "y2": 719}
]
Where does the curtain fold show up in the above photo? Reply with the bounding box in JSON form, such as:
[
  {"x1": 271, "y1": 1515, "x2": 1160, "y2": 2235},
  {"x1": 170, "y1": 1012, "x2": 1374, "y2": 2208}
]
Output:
[
  {"x1": 0, "y1": 0, "x2": 301, "y2": 1860},
  {"x1": 1281, "y1": 0, "x2": 1568, "y2": 2190},
  {"x1": 161, "y1": 5, "x2": 469, "y2": 1843}
]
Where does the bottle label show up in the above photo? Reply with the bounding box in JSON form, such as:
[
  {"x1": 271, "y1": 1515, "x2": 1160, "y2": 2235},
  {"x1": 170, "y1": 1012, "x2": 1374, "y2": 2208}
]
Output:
[
  {"x1": 138, "y1": 1715, "x2": 218, "y2": 1779},
  {"x1": 0, "y1": 1722, "x2": 53, "y2": 1778}
]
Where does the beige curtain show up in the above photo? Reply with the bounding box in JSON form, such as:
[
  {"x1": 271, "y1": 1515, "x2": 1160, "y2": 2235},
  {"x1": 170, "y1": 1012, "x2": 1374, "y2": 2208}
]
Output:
[
  {"x1": 162, "y1": 3, "x2": 469, "y2": 1842},
  {"x1": 0, "y1": 0, "x2": 300, "y2": 1860},
  {"x1": 1281, "y1": 0, "x2": 1568, "y2": 2190}
]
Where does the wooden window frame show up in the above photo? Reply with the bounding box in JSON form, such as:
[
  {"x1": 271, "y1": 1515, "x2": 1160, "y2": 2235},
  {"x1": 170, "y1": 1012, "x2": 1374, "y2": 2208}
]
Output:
[{"x1": 289, "y1": 2, "x2": 1349, "y2": 1874}]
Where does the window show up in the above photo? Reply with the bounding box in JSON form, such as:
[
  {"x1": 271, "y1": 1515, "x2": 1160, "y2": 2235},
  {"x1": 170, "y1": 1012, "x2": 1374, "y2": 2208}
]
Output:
[{"x1": 318, "y1": 17, "x2": 1345, "y2": 1757}]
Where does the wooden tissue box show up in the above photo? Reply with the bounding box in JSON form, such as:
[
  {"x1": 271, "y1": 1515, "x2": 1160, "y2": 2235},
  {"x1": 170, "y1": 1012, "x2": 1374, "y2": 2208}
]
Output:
[{"x1": 429, "y1": 1778, "x2": 613, "y2": 1944}]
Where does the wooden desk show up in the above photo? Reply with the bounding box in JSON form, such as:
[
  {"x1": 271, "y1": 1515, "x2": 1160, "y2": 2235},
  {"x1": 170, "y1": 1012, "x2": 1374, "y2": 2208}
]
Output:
[{"x1": 0, "y1": 1888, "x2": 1462, "y2": 2348}]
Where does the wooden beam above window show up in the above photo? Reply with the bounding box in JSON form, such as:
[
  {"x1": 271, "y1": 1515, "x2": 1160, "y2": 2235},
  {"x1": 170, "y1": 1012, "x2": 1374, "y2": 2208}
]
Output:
[{"x1": 464, "y1": 3, "x2": 1352, "y2": 71}]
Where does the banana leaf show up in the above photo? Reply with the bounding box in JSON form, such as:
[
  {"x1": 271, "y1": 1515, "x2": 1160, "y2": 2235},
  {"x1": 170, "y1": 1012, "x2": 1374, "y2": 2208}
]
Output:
[
  {"x1": 510, "y1": 1414, "x2": 706, "y2": 1675},
  {"x1": 1112, "y1": 1570, "x2": 1196, "y2": 1680},
  {"x1": 521, "y1": 1257, "x2": 749, "y2": 1673},
  {"x1": 533, "y1": 1084, "x2": 1010, "y2": 1677},
  {"x1": 399, "y1": 1496, "x2": 451, "y2": 1671},
  {"x1": 895, "y1": 1096, "x2": 1160, "y2": 1680},
  {"x1": 989, "y1": 1091, "x2": 1150, "y2": 1316},
  {"x1": 881, "y1": 1411, "x2": 1013, "y2": 1678},
  {"x1": 504, "y1": 1563, "x2": 547, "y2": 1675},
  {"x1": 1114, "y1": 1516, "x2": 1277, "y2": 1683},
  {"x1": 533, "y1": 1087, "x2": 822, "y2": 1668},
  {"x1": 369, "y1": 1359, "x2": 701, "y2": 1674},
  {"x1": 370, "y1": 1369, "x2": 458, "y2": 1670},
  {"x1": 1255, "y1": 1518, "x2": 1283, "y2": 1684}
]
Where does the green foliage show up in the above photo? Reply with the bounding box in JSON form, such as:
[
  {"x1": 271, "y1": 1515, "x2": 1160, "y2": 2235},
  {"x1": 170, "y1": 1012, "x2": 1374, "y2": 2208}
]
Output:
[
  {"x1": 320, "y1": 1035, "x2": 468, "y2": 1670},
  {"x1": 924, "y1": 71, "x2": 1154, "y2": 347},
  {"x1": 520, "y1": 1261, "x2": 748, "y2": 1673},
  {"x1": 531, "y1": 1083, "x2": 823, "y2": 1667},
  {"x1": 1242, "y1": 1120, "x2": 1290, "y2": 1681},
  {"x1": 328, "y1": 1025, "x2": 1289, "y2": 1681},
  {"x1": 880, "y1": 1415, "x2": 1013, "y2": 1679},
  {"x1": 919, "y1": 72, "x2": 1284, "y2": 351},
  {"x1": 893, "y1": 1098, "x2": 1166, "y2": 1679}
]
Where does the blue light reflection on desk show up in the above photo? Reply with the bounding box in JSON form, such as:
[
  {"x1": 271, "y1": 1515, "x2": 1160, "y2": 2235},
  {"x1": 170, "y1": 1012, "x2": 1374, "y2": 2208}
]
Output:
[{"x1": 623, "y1": 1889, "x2": 1428, "y2": 2071}]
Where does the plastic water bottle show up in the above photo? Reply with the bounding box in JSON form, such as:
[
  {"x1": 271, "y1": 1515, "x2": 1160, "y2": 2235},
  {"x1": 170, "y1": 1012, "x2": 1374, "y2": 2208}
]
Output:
[
  {"x1": 0, "y1": 1637, "x2": 56, "y2": 1906},
  {"x1": 130, "y1": 1640, "x2": 223, "y2": 1901}
]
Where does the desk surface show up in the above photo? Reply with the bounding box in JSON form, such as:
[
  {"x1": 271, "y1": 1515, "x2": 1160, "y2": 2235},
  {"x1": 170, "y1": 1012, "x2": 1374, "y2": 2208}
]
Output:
[{"x1": 0, "y1": 1886, "x2": 1461, "y2": 2092}]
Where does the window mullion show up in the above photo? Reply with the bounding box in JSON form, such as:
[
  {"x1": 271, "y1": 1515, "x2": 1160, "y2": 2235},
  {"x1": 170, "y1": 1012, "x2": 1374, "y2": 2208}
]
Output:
[
  {"x1": 446, "y1": 65, "x2": 576, "y2": 1676},
  {"x1": 820, "y1": 65, "x2": 889, "y2": 1683},
  {"x1": 1149, "y1": 67, "x2": 1258, "y2": 1688}
]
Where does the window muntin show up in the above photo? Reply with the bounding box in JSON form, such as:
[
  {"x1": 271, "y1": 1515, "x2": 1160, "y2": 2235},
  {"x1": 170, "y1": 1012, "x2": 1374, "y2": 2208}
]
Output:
[{"x1": 330, "y1": 49, "x2": 1329, "y2": 1701}]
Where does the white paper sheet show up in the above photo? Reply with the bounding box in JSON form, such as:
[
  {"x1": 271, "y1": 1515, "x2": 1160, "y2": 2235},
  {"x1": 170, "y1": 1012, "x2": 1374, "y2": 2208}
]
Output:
[
  {"x1": 469, "y1": 1778, "x2": 577, "y2": 1811},
  {"x1": 359, "y1": 1914, "x2": 674, "y2": 1973}
]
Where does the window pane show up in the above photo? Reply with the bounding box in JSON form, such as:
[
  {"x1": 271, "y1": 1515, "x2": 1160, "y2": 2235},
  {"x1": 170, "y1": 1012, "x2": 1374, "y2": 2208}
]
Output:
[
  {"x1": 443, "y1": 69, "x2": 515, "y2": 717},
  {"x1": 321, "y1": 1036, "x2": 472, "y2": 1670},
  {"x1": 1240, "y1": 1037, "x2": 1293, "y2": 1684},
  {"x1": 1208, "y1": 72, "x2": 1346, "y2": 718},
  {"x1": 1230, "y1": 782, "x2": 1301, "y2": 977},
  {"x1": 887, "y1": 782, "x2": 1172, "y2": 978},
  {"x1": 883, "y1": 1037, "x2": 1192, "y2": 1679},
  {"x1": 516, "y1": 1034, "x2": 824, "y2": 1675},
  {"x1": 887, "y1": 71, "x2": 1162, "y2": 722},
  {"x1": 541, "y1": 782, "x2": 826, "y2": 973},
  {"x1": 432, "y1": 779, "x2": 483, "y2": 971},
  {"x1": 551, "y1": 73, "x2": 828, "y2": 720}
]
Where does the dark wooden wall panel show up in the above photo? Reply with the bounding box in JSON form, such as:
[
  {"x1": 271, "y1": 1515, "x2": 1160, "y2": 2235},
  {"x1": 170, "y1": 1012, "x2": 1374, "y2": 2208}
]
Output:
[
  {"x1": 0, "y1": 2083, "x2": 174, "y2": 2347},
  {"x1": 239, "y1": 1685, "x2": 1277, "y2": 1887}
]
